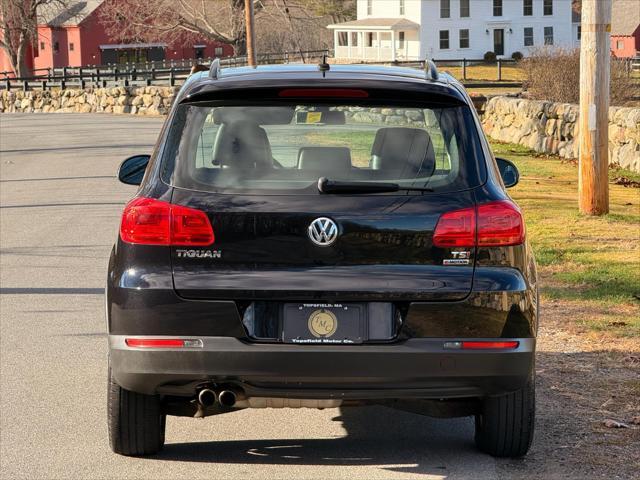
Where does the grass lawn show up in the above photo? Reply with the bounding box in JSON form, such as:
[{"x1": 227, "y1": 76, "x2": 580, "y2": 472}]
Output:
[
  {"x1": 492, "y1": 141, "x2": 640, "y2": 338},
  {"x1": 443, "y1": 64, "x2": 525, "y2": 82},
  {"x1": 465, "y1": 86, "x2": 524, "y2": 96}
]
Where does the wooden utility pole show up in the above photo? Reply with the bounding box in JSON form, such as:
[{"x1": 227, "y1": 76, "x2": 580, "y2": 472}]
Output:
[
  {"x1": 245, "y1": 0, "x2": 257, "y2": 66},
  {"x1": 578, "y1": 0, "x2": 612, "y2": 215}
]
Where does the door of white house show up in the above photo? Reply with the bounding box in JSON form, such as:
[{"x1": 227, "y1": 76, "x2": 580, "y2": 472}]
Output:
[{"x1": 493, "y1": 29, "x2": 505, "y2": 56}]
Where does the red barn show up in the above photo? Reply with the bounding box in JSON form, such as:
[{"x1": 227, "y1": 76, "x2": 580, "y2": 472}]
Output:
[
  {"x1": 610, "y1": 0, "x2": 640, "y2": 58},
  {"x1": 0, "y1": 0, "x2": 233, "y2": 76}
]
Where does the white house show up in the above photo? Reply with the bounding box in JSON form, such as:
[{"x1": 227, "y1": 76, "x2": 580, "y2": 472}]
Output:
[{"x1": 328, "y1": 0, "x2": 576, "y2": 61}]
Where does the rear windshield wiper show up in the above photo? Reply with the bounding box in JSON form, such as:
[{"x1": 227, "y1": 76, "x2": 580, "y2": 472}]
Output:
[{"x1": 318, "y1": 177, "x2": 433, "y2": 194}]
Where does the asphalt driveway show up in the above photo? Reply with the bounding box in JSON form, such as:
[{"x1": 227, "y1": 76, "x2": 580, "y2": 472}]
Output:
[{"x1": 0, "y1": 113, "x2": 498, "y2": 479}]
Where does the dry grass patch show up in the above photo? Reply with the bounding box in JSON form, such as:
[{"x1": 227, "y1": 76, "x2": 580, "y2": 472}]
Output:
[
  {"x1": 492, "y1": 141, "x2": 640, "y2": 337},
  {"x1": 444, "y1": 64, "x2": 525, "y2": 82}
]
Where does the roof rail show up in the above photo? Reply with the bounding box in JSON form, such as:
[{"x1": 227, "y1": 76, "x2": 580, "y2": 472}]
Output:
[
  {"x1": 209, "y1": 58, "x2": 221, "y2": 79},
  {"x1": 424, "y1": 60, "x2": 439, "y2": 81}
]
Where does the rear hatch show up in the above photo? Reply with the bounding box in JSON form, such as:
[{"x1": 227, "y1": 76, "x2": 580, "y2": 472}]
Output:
[
  {"x1": 170, "y1": 189, "x2": 476, "y2": 301},
  {"x1": 163, "y1": 92, "x2": 486, "y2": 303}
]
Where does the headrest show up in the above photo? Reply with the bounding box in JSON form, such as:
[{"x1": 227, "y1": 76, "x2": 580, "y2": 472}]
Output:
[
  {"x1": 370, "y1": 127, "x2": 436, "y2": 178},
  {"x1": 297, "y1": 147, "x2": 352, "y2": 173},
  {"x1": 212, "y1": 121, "x2": 272, "y2": 170}
]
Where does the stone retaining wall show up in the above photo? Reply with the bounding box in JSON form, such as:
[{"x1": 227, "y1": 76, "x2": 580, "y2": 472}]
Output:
[
  {"x1": 0, "y1": 86, "x2": 179, "y2": 115},
  {"x1": 2, "y1": 88, "x2": 638, "y2": 172},
  {"x1": 482, "y1": 96, "x2": 640, "y2": 172}
]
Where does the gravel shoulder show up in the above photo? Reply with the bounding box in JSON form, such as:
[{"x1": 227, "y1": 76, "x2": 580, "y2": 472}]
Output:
[{"x1": 498, "y1": 300, "x2": 640, "y2": 479}]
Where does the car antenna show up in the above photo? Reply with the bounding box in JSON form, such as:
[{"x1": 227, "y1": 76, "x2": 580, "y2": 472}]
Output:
[{"x1": 318, "y1": 54, "x2": 330, "y2": 77}]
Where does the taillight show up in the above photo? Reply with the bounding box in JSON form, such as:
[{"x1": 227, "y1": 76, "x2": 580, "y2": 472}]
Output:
[
  {"x1": 125, "y1": 338, "x2": 203, "y2": 348},
  {"x1": 120, "y1": 197, "x2": 214, "y2": 246},
  {"x1": 433, "y1": 200, "x2": 524, "y2": 248},
  {"x1": 278, "y1": 88, "x2": 369, "y2": 98},
  {"x1": 477, "y1": 201, "x2": 524, "y2": 247},
  {"x1": 461, "y1": 341, "x2": 519, "y2": 349},
  {"x1": 444, "y1": 340, "x2": 520, "y2": 350},
  {"x1": 432, "y1": 207, "x2": 476, "y2": 247}
]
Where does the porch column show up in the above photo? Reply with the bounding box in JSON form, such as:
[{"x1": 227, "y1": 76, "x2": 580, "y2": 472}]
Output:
[
  {"x1": 391, "y1": 31, "x2": 396, "y2": 61},
  {"x1": 333, "y1": 29, "x2": 339, "y2": 57},
  {"x1": 376, "y1": 31, "x2": 381, "y2": 60}
]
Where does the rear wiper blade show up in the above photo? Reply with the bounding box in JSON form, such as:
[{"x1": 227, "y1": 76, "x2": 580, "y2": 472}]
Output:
[{"x1": 318, "y1": 177, "x2": 433, "y2": 194}]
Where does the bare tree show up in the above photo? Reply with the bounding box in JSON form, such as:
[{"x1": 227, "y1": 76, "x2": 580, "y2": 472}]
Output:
[
  {"x1": 256, "y1": 0, "x2": 355, "y2": 58},
  {"x1": 292, "y1": 0, "x2": 355, "y2": 24},
  {"x1": 0, "y1": 0, "x2": 67, "y2": 76},
  {"x1": 99, "y1": 0, "x2": 268, "y2": 55},
  {"x1": 521, "y1": 47, "x2": 636, "y2": 106},
  {"x1": 99, "y1": 0, "x2": 354, "y2": 58}
]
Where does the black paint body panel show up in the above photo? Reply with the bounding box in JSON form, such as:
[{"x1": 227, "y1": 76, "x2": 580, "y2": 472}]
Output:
[{"x1": 106, "y1": 64, "x2": 539, "y2": 398}]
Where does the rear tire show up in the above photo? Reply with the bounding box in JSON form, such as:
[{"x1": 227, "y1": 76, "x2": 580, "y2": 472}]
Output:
[
  {"x1": 108, "y1": 368, "x2": 166, "y2": 456},
  {"x1": 474, "y1": 374, "x2": 535, "y2": 458}
]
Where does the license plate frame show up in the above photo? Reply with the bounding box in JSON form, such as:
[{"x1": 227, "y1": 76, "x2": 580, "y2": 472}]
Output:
[{"x1": 281, "y1": 303, "x2": 365, "y2": 344}]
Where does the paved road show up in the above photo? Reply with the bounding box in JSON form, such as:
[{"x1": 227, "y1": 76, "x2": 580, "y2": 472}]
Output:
[{"x1": 0, "y1": 114, "x2": 497, "y2": 479}]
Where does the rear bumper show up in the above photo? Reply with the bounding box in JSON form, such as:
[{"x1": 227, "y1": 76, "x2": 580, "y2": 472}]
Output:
[{"x1": 109, "y1": 335, "x2": 535, "y2": 398}]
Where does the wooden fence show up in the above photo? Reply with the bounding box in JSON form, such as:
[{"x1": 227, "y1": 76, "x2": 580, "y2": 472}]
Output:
[
  {"x1": 0, "y1": 53, "x2": 533, "y2": 92},
  {"x1": 0, "y1": 50, "x2": 330, "y2": 91}
]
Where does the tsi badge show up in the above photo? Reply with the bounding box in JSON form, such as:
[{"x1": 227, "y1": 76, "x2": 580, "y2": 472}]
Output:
[
  {"x1": 175, "y1": 249, "x2": 222, "y2": 259},
  {"x1": 443, "y1": 250, "x2": 471, "y2": 265},
  {"x1": 308, "y1": 309, "x2": 338, "y2": 338}
]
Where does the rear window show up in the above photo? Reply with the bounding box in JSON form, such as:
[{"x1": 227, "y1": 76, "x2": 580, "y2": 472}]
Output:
[{"x1": 162, "y1": 102, "x2": 486, "y2": 194}]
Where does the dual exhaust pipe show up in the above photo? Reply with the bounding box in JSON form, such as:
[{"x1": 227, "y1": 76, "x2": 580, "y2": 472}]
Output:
[{"x1": 197, "y1": 387, "x2": 242, "y2": 408}]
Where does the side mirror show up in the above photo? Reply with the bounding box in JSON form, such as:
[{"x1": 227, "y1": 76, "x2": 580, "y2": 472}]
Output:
[
  {"x1": 496, "y1": 157, "x2": 520, "y2": 188},
  {"x1": 118, "y1": 155, "x2": 150, "y2": 186}
]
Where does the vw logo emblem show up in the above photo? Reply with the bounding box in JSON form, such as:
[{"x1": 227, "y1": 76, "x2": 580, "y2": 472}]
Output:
[{"x1": 308, "y1": 217, "x2": 338, "y2": 247}]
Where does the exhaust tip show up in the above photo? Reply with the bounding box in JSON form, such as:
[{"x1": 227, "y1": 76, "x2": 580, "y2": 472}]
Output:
[
  {"x1": 198, "y1": 388, "x2": 217, "y2": 407},
  {"x1": 218, "y1": 390, "x2": 237, "y2": 407}
]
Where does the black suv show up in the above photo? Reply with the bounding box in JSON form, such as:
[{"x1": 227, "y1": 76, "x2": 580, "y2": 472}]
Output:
[{"x1": 107, "y1": 61, "x2": 538, "y2": 458}]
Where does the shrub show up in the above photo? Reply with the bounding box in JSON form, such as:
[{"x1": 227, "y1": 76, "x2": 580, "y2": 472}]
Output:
[
  {"x1": 520, "y1": 47, "x2": 636, "y2": 106},
  {"x1": 484, "y1": 51, "x2": 497, "y2": 62},
  {"x1": 511, "y1": 51, "x2": 524, "y2": 61}
]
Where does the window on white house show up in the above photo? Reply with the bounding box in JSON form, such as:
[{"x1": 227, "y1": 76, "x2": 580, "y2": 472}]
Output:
[
  {"x1": 459, "y1": 29, "x2": 469, "y2": 49},
  {"x1": 460, "y1": 0, "x2": 470, "y2": 17},
  {"x1": 399, "y1": 31, "x2": 405, "y2": 49},
  {"x1": 338, "y1": 32, "x2": 348, "y2": 47},
  {"x1": 577, "y1": 26, "x2": 581, "y2": 40},
  {"x1": 493, "y1": 0, "x2": 503, "y2": 17},
  {"x1": 399, "y1": 0, "x2": 405, "y2": 15},
  {"x1": 524, "y1": 27, "x2": 534, "y2": 46},
  {"x1": 367, "y1": 32, "x2": 374, "y2": 47},
  {"x1": 440, "y1": 0, "x2": 450, "y2": 18},
  {"x1": 617, "y1": 40, "x2": 624, "y2": 49},
  {"x1": 544, "y1": 27, "x2": 554, "y2": 45},
  {"x1": 439, "y1": 30, "x2": 450, "y2": 49},
  {"x1": 367, "y1": 0, "x2": 372, "y2": 16},
  {"x1": 523, "y1": 0, "x2": 533, "y2": 16},
  {"x1": 544, "y1": 0, "x2": 553, "y2": 15},
  {"x1": 351, "y1": 32, "x2": 359, "y2": 46}
]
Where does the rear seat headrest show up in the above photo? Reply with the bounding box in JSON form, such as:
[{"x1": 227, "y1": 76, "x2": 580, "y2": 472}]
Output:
[
  {"x1": 297, "y1": 147, "x2": 352, "y2": 172},
  {"x1": 371, "y1": 127, "x2": 435, "y2": 178},
  {"x1": 212, "y1": 121, "x2": 272, "y2": 170}
]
